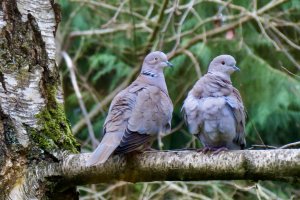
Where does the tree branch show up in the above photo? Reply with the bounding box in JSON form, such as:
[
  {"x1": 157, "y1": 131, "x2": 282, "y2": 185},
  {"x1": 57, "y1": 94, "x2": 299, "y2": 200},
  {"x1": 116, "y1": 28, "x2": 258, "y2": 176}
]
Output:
[
  {"x1": 62, "y1": 51, "x2": 99, "y2": 148},
  {"x1": 59, "y1": 149, "x2": 300, "y2": 187}
]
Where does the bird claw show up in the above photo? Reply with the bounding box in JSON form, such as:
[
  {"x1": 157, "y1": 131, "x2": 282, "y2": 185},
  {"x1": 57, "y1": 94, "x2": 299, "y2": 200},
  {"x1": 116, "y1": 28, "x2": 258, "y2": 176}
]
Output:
[
  {"x1": 212, "y1": 147, "x2": 228, "y2": 155},
  {"x1": 197, "y1": 146, "x2": 228, "y2": 154},
  {"x1": 143, "y1": 147, "x2": 158, "y2": 153}
]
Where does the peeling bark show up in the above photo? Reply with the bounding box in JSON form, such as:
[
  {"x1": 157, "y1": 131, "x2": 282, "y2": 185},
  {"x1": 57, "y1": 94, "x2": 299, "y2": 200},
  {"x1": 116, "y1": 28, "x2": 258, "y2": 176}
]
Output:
[{"x1": 60, "y1": 150, "x2": 300, "y2": 186}]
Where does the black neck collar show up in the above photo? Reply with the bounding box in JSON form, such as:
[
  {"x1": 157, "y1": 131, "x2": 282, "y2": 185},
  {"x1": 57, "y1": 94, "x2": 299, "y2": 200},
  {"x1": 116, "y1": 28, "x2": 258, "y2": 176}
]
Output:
[{"x1": 141, "y1": 70, "x2": 157, "y2": 77}]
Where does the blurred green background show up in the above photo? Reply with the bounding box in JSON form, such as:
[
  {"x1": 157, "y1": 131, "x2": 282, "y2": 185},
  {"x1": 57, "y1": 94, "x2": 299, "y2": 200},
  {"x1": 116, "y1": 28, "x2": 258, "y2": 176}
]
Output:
[{"x1": 58, "y1": 0, "x2": 300, "y2": 199}]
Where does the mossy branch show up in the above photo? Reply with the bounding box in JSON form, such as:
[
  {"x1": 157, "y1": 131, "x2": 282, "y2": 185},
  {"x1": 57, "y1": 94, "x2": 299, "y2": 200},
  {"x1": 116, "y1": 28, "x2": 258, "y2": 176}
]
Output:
[{"x1": 57, "y1": 149, "x2": 300, "y2": 187}]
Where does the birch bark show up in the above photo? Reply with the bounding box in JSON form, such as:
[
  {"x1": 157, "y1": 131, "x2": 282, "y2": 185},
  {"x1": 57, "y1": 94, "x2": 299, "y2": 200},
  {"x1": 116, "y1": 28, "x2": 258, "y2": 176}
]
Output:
[{"x1": 0, "y1": 0, "x2": 79, "y2": 199}]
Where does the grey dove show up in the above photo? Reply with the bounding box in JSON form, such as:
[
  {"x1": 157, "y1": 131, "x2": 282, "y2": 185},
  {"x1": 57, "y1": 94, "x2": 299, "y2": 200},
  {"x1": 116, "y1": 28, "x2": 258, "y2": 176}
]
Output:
[
  {"x1": 182, "y1": 55, "x2": 246, "y2": 151},
  {"x1": 87, "y1": 51, "x2": 173, "y2": 165}
]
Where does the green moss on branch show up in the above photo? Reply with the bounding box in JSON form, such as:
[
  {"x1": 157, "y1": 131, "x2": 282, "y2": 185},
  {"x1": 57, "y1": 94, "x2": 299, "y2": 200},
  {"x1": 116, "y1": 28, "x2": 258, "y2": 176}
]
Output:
[{"x1": 33, "y1": 85, "x2": 80, "y2": 153}]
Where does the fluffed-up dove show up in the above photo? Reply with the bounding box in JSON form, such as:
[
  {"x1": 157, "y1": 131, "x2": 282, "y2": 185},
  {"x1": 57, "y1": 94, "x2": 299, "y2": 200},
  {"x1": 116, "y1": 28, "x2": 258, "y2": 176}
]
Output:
[
  {"x1": 87, "y1": 51, "x2": 173, "y2": 165},
  {"x1": 182, "y1": 55, "x2": 246, "y2": 152}
]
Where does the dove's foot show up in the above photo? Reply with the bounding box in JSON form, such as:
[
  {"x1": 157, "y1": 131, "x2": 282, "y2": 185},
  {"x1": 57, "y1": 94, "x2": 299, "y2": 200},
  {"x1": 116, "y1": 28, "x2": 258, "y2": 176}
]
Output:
[
  {"x1": 143, "y1": 147, "x2": 158, "y2": 152},
  {"x1": 197, "y1": 146, "x2": 228, "y2": 154},
  {"x1": 160, "y1": 148, "x2": 197, "y2": 152},
  {"x1": 162, "y1": 148, "x2": 196, "y2": 151},
  {"x1": 212, "y1": 147, "x2": 228, "y2": 155}
]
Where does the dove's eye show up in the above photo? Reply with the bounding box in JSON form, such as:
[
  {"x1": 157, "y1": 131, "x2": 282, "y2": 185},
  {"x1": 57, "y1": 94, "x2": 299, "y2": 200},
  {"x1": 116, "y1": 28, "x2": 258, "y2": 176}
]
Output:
[
  {"x1": 221, "y1": 61, "x2": 225, "y2": 65},
  {"x1": 154, "y1": 57, "x2": 158, "y2": 61}
]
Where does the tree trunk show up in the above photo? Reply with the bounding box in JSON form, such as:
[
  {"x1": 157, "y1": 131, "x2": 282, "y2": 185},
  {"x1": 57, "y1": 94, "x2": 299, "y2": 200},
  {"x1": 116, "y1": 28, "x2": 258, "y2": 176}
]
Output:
[{"x1": 0, "y1": 0, "x2": 79, "y2": 199}]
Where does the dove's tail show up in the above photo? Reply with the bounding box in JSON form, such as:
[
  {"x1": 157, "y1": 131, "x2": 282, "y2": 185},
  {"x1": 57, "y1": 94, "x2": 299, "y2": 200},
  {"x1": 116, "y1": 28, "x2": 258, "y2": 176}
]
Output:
[{"x1": 86, "y1": 132, "x2": 122, "y2": 166}]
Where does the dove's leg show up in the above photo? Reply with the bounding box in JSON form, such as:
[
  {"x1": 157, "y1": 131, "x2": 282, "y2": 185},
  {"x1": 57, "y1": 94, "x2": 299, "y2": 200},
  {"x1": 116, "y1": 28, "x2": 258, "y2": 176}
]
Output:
[
  {"x1": 143, "y1": 147, "x2": 157, "y2": 152},
  {"x1": 146, "y1": 141, "x2": 156, "y2": 151},
  {"x1": 197, "y1": 146, "x2": 228, "y2": 154},
  {"x1": 155, "y1": 148, "x2": 197, "y2": 152},
  {"x1": 141, "y1": 140, "x2": 158, "y2": 152},
  {"x1": 212, "y1": 147, "x2": 228, "y2": 154}
]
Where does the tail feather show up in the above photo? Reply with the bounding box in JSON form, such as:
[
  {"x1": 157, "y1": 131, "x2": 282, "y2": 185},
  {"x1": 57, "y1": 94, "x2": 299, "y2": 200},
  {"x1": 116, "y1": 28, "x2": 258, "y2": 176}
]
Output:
[
  {"x1": 86, "y1": 132, "x2": 123, "y2": 166},
  {"x1": 87, "y1": 143, "x2": 118, "y2": 166}
]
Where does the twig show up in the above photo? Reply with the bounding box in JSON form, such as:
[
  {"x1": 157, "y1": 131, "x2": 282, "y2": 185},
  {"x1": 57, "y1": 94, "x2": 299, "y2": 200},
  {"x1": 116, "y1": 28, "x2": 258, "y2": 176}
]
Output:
[
  {"x1": 252, "y1": 15, "x2": 281, "y2": 50},
  {"x1": 95, "y1": 182, "x2": 128, "y2": 197},
  {"x1": 267, "y1": 29, "x2": 300, "y2": 70},
  {"x1": 252, "y1": 0, "x2": 257, "y2": 11},
  {"x1": 170, "y1": 0, "x2": 195, "y2": 53},
  {"x1": 256, "y1": 183, "x2": 283, "y2": 200},
  {"x1": 61, "y1": 51, "x2": 99, "y2": 148},
  {"x1": 281, "y1": 65, "x2": 300, "y2": 78},
  {"x1": 168, "y1": 0, "x2": 288, "y2": 59},
  {"x1": 270, "y1": 25, "x2": 300, "y2": 51},
  {"x1": 69, "y1": 23, "x2": 151, "y2": 38},
  {"x1": 279, "y1": 141, "x2": 300, "y2": 149},
  {"x1": 145, "y1": 1, "x2": 155, "y2": 19},
  {"x1": 144, "y1": 0, "x2": 169, "y2": 53},
  {"x1": 248, "y1": 145, "x2": 277, "y2": 150},
  {"x1": 183, "y1": 49, "x2": 202, "y2": 78},
  {"x1": 146, "y1": 183, "x2": 170, "y2": 199},
  {"x1": 223, "y1": 181, "x2": 256, "y2": 193},
  {"x1": 211, "y1": 184, "x2": 232, "y2": 200},
  {"x1": 71, "y1": 0, "x2": 147, "y2": 21},
  {"x1": 185, "y1": 136, "x2": 197, "y2": 149},
  {"x1": 267, "y1": 29, "x2": 300, "y2": 73},
  {"x1": 165, "y1": 181, "x2": 212, "y2": 200},
  {"x1": 204, "y1": 0, "x2": 248, "y2": 13},
  {"x1": 251, "y1": 120, "x2": 266, "y2": 147},
  {"x1": 79, "y1": 181, "x2": 128, "y2": 200},
  {"x1": 257, "y1": 0, "x2": 288, "y2": 15},
  {"x1": 163, "y1": 121, "x2": 184, "y2": 138},
  {"x1": 168, "y1": 15, "x2": 251, "y2": 59},
  {"x1": 166, "y1": 14, "x2": 241, "y2": 43},
  {"x1": 158, "y1": 0, "x2": 177, "y2": 50},
  {"x1": 101, "y1": 0, "x2": 127, "y2": 28},
  {"x1": 57, "y1": 3, "x2": 84, "y2": 66},
  {"x1": 158, "y1": 132, "x2": 164, "y2": 150},
  {"x1": 138, "y1": 183, "x2": 149, "y2": 200}
]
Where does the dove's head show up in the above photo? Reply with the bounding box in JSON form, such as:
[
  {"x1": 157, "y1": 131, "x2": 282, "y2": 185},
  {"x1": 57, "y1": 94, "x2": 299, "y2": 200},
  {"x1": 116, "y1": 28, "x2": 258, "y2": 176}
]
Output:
[
  {"x1": 208, "y1": 55, "x2": 239, "y2": 75},
  {"x1": 142, "y1": 51, "x2": 173, "y2": 71}
]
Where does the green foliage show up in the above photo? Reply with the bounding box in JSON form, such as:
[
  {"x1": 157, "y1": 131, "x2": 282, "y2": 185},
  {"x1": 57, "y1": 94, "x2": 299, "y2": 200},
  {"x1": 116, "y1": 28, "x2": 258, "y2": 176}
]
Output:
[
  {"x1": 58, "y1": 0, "x2": 300, "y2": 147},
  {"x1": 88, "y1": 53, "x2": 131, "y2": 89},
  {"x1": 59, "y1": 0, "x2": 300, "y2": 198},
  {"x1": 240, "y1": 53, "x2": 300, "y2": 145},
  {"x1": 59, "y1": 0, "x2": 300, "y2": 149}
]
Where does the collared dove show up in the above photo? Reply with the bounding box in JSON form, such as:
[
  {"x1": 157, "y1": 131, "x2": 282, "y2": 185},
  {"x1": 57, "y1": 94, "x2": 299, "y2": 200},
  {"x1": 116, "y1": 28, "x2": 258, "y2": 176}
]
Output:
[
  {"x1": 87, "y1": 51, "x2": 173, "y2": 165},
  {"x1": 182, "y1": 55, "x2": 246, "y2": 152}
]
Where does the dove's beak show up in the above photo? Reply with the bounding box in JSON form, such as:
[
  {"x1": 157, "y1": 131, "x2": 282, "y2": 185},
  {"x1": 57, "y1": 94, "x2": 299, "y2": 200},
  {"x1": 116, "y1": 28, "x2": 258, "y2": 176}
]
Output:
[
  {"x1": 164, "y1": 61, "x2": 173, "y2": 67},
  {"x1": 233, "y1": 65, "x2": 240, "y2": 71}
]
